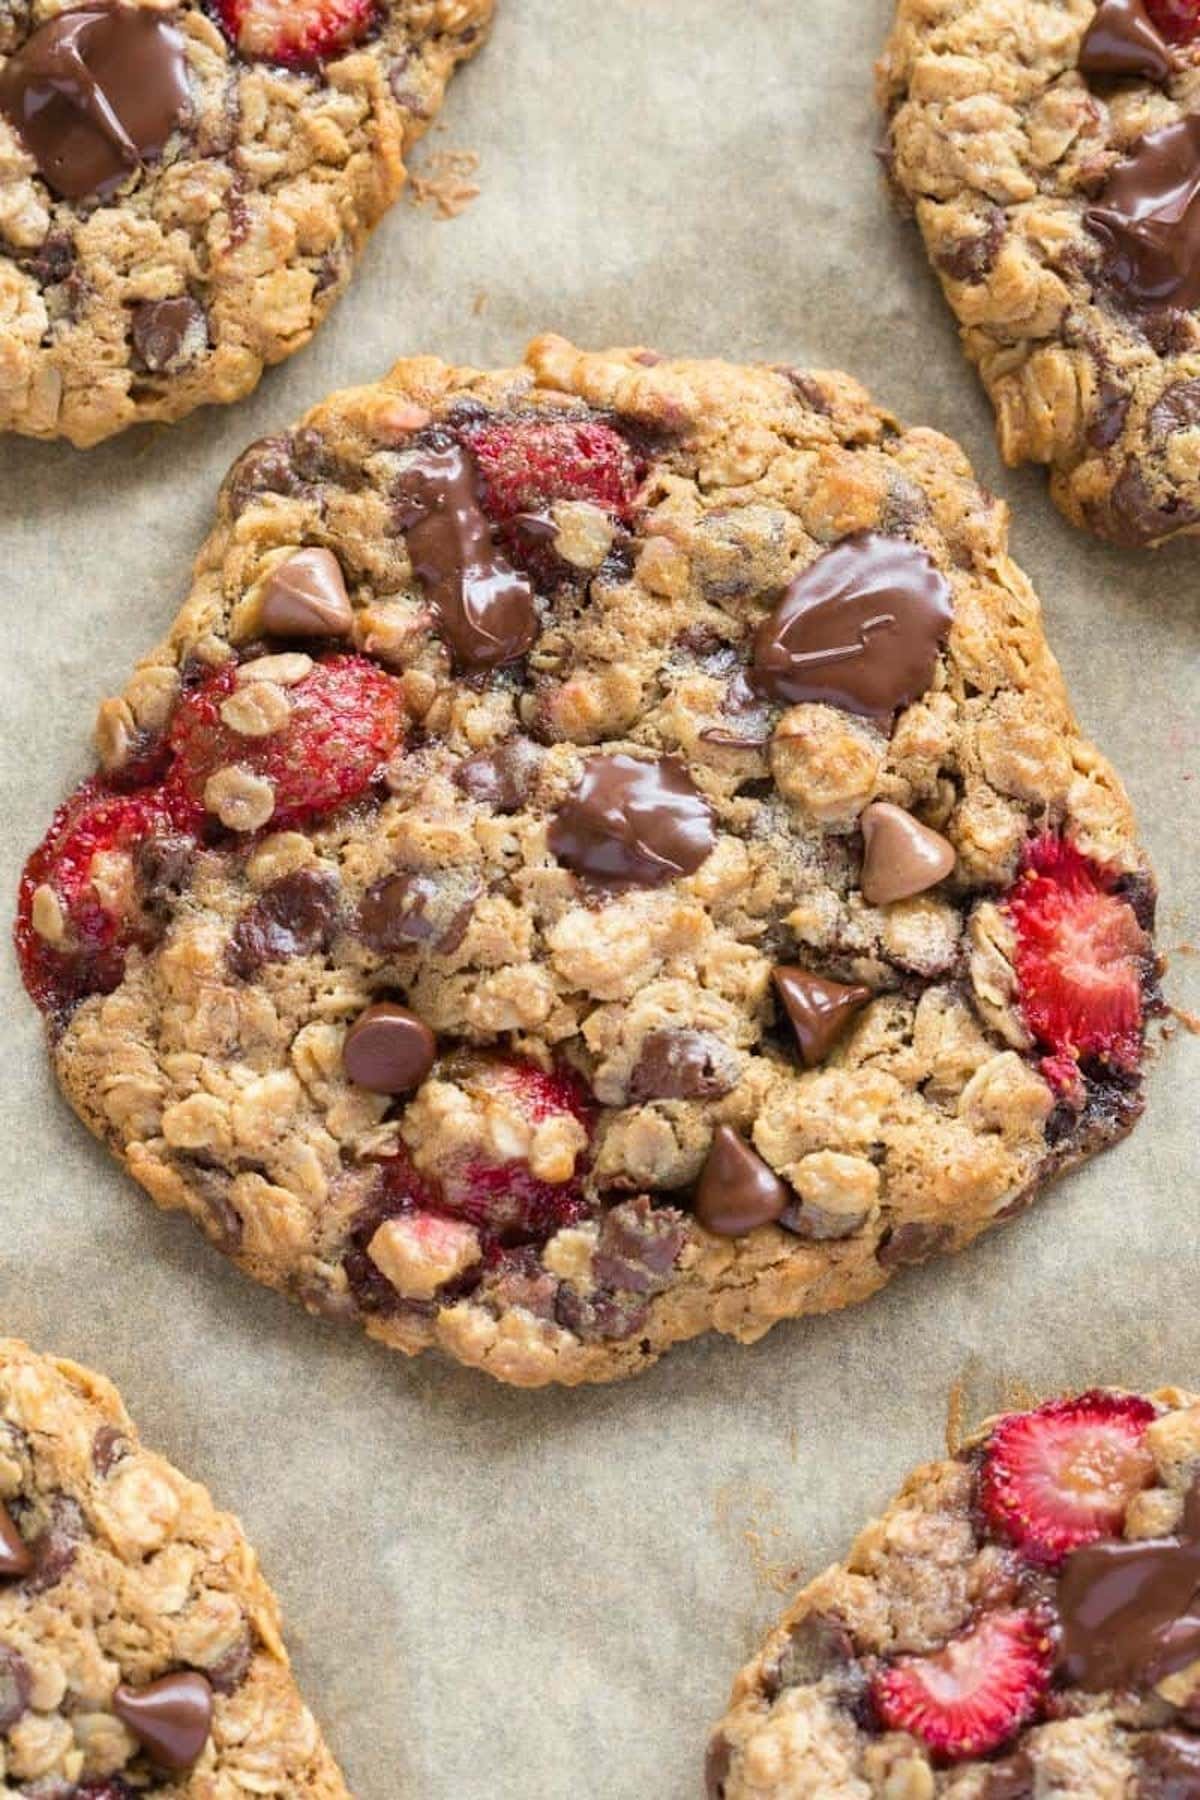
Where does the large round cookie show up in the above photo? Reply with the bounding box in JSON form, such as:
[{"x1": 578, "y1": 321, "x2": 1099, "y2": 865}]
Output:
[
  {"x1": 707, "y1": 1384, "x2": 1200, "y2": 1797},
  {"x1": 15, "y1": 338, "x2": 1162, "y2": 1387},
  {"x1": 0, "y1": 1338, "x2": 348, "y2": 1796},
  {"x1": 880, "y1": 0, "x2": 1200, "y2": 547},
  {"x1": 0, "y1": 0, "x2": 491, "y2": 446}
]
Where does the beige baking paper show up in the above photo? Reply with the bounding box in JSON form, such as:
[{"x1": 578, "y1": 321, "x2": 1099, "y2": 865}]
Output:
[{"x1": 1, "y1": 2, "x2": 1198, "y2": 1795}]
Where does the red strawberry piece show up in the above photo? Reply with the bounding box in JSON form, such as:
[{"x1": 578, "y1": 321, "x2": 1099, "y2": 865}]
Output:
[
  {"x1": 1145, "y1": 0, "x2": 1200, "y2": 45},
  {"x1": 168, "y1": 654, "x2": 402, "y2": 832},
  {"x1": 978, "y1": 1390, "x2": 1157, "y2": 1566},
  {"x1": 437, "y1": 1060, "x2": 596, "y2": 1243},
  {"x1": 15, "y1": 778, "x2": 184, "y2": 1015},
  {"x1": 466, "y1": 416, "x2": 643, "y2": 526},
  {"x1": 210, "y1": 0, "x2": 380, "y2": 67},
  {"x1": 1002, "y1": 834, "x2": 1149, "y2": 1087},
  {"x1": 871, "y1": 1609, "x2": 1052, "y2": 1762}
]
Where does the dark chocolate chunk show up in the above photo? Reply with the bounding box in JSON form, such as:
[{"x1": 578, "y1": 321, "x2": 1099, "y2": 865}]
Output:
[
  {"x1": 228, "y1": 868, "x2": 339, "y2": 979},
  {"x1": 91, "y1": 1424, "x2": 130, "y2": 1477},
  {"x1": 130, "y1": 297, "x2": 207, "y2": 374},
  {"x1": 343, "y1": 1002, "x2": 436, "y2": 1095},
  {"x1": 23, "y1": 1495, "x2": 85, "y2": 1593},
  {"x1": 0, "y1": 3, "x2": 190, "y2": 202},
  {"x1": 358, "y1": 869, "x2": 478, "y2": 957},
  {"x1": 876, "y1": 1221, "x2": 953, "y2": 1266},
  {"x1": 1150, "y1": 379, "x2": 1200, "y2": 439},
  {"x1": 1089, "y1": 377, "x2": 1132, "y2": 449},
  {"x1": 772, "y1": 967, "x2": 871, "y2": 1069},
  {"x1": 628, "y1": 1029, "x2": 739, "y2": 1101},
  {"x1": 936, "y1": 210, "x2": 1005, "y2": 283},
  {"x1": 694, "y1": 1126, "x2": 789, "y2": 1237},
  {"x1": 113, "y1": 1671, "x2": 213, "y2": 1772},
  {"x1": 1080, "y1": 0, "x2": 1171, "y2": 82},
  {"x1": 592, "y1": 1197, "x2": 686, "y2": 1294},
  {"x1": 548, "y1": 754, "x2": 716, "y2": 888},
  {"x1": 750, "y1": 532, "x2": 953, "y2": 720},
  {"x1": 394, "y1": 442, "x2": 537, "y2": 671},
  {"x1": 0, "y1": 1501, "x2": 31, "y2": 1579},
  {"x1": 1087, "y1": 118, "x2": 1200, "y2": 310},
  {"x1": 705, "y1": 1732, "x2": 733, "y2": 1800}
]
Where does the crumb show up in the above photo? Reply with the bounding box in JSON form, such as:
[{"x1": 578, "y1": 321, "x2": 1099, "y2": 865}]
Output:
[{"x1": 408, "y1": 147, "x2": 481, "y2": 219}]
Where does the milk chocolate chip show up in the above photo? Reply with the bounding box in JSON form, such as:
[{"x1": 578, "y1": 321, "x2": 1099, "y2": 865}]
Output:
[
  {"x1": 1080, "y1": 0, "x2": 1172, "y2": 81},
  {"x1": 258, "y1": 549, "x2": 353, "y2": 639},
  {"x1": 112, "y1": 1671, "x2": 213, "y2": 1771},
  {"x1": 694, "y1": 1126, "x2": 789, "y2": 1237},
  {"x1": 750, "y1": 533, "x2": 953, "y2": 720},
  {"x1": 548, "y1": 754, "x2": 716, "y2": 888},
  {"x1": 773, "y1": 967, "x2": 871, "y2": 1068},
  {"x1": 394, "y1": 443, "x2": 537, "y2": 671},
  {"x1": 0, "y1": 3, "x2": 190, "y2": 202},
  {"x1": 859, "y1": 802, "x2": 955, "y2": 906},
  {"x1": 1087, "y1": 118, "x2": 1200, "y2": 310},
  {"x1": 0, "y1": 1501, "x2": 31, "y2": 1579},
  {"x1": 343, "y1": 1003, "x2": 436, "y2": 1094},
  {"x1": 131, "y1": 296, "x2": 207, "y2": 374}
]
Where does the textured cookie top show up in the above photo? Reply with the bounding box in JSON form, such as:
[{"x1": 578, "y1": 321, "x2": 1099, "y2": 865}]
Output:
[
  {"x1": 0, "y1": 0, "x2": 490, "y2": 446},
  {"x1": 0, "y1": 1339, "x2": 347, "y2": 1797},
  {"x1": 15, "y1": 339, "x2": 1160, "y2": 1388},
  {"x1": 708, "y1": 1385, "x2": 1200, "y2": 1798},
  {"x1": 880, "y1": 0, "x2": 1200, "y2": 546}
]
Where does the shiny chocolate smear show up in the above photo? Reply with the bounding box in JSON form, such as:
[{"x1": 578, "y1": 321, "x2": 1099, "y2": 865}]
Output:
[
  {"x1": 750, "y1": 532, "x2": 952, "y2": 720},
  {"x1": 112, "y1": 1671, "x2": 213, "y2": 1771},
  {"x1": 548, "y1": 754, "x2": 716, "y2": 888},
  {"x1": 1080, "y1": 0, "x2": 1172, "y2": 82},
  {"x1": 0, "y1": 3, "x2": 189, "y2": 202},
  {"x1": 1057, "y1": 1478, "x2": 1200, "y2": 1691},
  {"x1": 694, "y1": 1125, "x2": 789, "y2": 1237},
  {"x1": 1086, "y1": 118, "x2": 1200, "y2": 310},
  {"x1": 394, "y1": 442, "x2": 537, "y2": 672}
]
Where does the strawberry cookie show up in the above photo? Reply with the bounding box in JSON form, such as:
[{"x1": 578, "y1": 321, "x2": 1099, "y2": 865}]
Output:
[
  {"x1": 880, "y1": 0, "x2": 1200, "y2": 545},
  {"x1": 0, "y1": 0, "x2": 491, "y2": 446},
  {"x1": 708, "y1": 1386, "x2": 1200, "y2": 1797},
  {"x1": 0, "y1": 1338, "x2": 348, "y2": 1796},
  {"x1": 15, "y1": 339, "x2": 1162, "y2": 1387}
]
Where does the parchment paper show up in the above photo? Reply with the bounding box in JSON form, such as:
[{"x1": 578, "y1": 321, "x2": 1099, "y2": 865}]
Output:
[{"x1": 1, "y1": 3, "x2": 1198, "y2": 1795}]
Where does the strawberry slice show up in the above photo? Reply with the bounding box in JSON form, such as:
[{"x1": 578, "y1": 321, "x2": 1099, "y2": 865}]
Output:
[
  {"x1": 434, "y1": 1059, "x2": 596, "y2": 1243},
  {"x1": 871, "y1": 1609, "x2": 1051, "y2": 1762},
  {"x1": 1002, "y1": 835, "x2": 1149, "y2": 1086},
  {"x1": 15, "y1": 778, "x2": 182, "y2": 1015},
  {"x1": 210, "y1": 0, "x2": 380, "y2": 68},
  {"x1": 466, "y1": 416, "x2": 643, "y2": 526},
  {"x1": 1145, "y1": 0, "x2": 1200, "y2": 45},
  {"x1": 978, "y1": 1390, "x2": 1157, "y2": 1566},
  {"x1": 167, "y1": 654, "x2": 402, "y2": 832}
]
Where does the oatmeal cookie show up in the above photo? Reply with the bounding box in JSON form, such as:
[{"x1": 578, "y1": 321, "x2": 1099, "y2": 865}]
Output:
[
  {"x1": 14, "y1": 339, "x2": 1162, "y2": 1388},
  {"x1": 880, "y1": 0, "x2": 1200, "y2": 546},
  {"x1": 0, "y1": 1338, "x2": 348, "y2": 1796},
  {"x1": 0, "y1": 0, "x2": 491, "y2": 446},
  {"x1": 707, "y1": 1384, "x2": 1200, "y2": 1798}
]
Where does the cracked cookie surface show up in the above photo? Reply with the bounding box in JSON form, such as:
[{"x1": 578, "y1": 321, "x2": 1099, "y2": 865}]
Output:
[
  {"x1": 880, "y1": 0, "x2": 1200, "y2": 546},
  {"x1": 707, "y1": 1384, "x2": 1200, "y2": 1798},
  {"x1": 15, "y1": 338, "x2": 1162, "y2": 1388},
  {"x1": 0, "y1": 1338, "x2": 348, "y2": 1796},
  {"x1": 0, "y1": 0, "x2": 490, "y2": 447}
]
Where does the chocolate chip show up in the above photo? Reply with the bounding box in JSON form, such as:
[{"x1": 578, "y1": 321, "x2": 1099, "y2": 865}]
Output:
[
  {"x1": 23, "y1": 1496, "x2": 85, "y2": 1593},
  {"x1": 258, "y1": 548, "x2": 353, "y2": 640},
  {"x1": 554, "y1": 1284, "x2": 650, "y2": 1342},
  {"x1": 628, "y1": 1030, "x2": 739, "y2": 1102},
  {"x1": 0, "y1": 1646, "x2": 31, "y2": 1732},
  {"x1": 694, "y1": 1126, "x2": 789, "y2": 1237},
  {"x1": 206, "y1": 1630, "x2": 254, "y2": 1695},
  {"x1": 859, "y1": 802, "x2": 955, "y2": 906},
  {"x1": 131, "y1": 297, "x2": 207, "y2": 374},
  {"x1": 1133, "y1": 1730, "x2": 1200, "y2": 1798},
  {"x1": 750, "y1": 532, "x2": 953, "y2": 720},
  {"x1": 0, "y1": 5, "x2": 190, "y2": 202},
  {"x1": 343, "y1": 1003, "x2": 436, "y2": 1094},
  {"x1": 936, "y1": 210, "x2": 1005, "y2": 283},
  {"x1": 1080, "y1": 0, "x2": 1171, "y2": 82},
  {"x1": 781, "y1": 370, "x2": 833, "y2": 415},
  {"x1": 548, "y1": 754, "x2": 716, "y2": 888},
  {"x1": 394, "y1": 442, "x2": 537, "y2": 671},
  {"x1": 1087, "y1": 118, "x2": 1200, "y2": 310},
  {"x1": 454, "y1": 736, "x2": 543, "y2": 812},
  {"x1": 705, "y1": 1732, "x2": 733, "y2": 1800},
  {"x1": 478, "y1": 1246, "x2": 559, "y2": 1322},
  {"x1": 135, "y1": 834, "x2": 195, "y2": 907},
  {"x1": 113, "y1": 1672, "x2": 213, "y2": 1772},
  {"x1": 358, "y1": 870, "x2": 478, "y2": 956},
  {"x1": 0, "y1": 1501, "x2": 31, "y2": 1579},
  {"x1": 1150, "y1": 379, "x2": 1200, "y2": 440},
  {"x1": 773, "y1": 967, "x2": 871, "y2": 1068},
  {"x1": 1089, "y1": 377, "x2": 1132, "y2": 449},
  {"x1": 1101, "y1": 457, "x2": 1200, "y2": 546},
  {"x1": 23, "y1": 229, "x2": 74, "y2": 287},
  {"x1": 592, "y1": 1197, "x2": 686, "y2": 1293},
  {"x1": 876, "y1": 1221, "x2": 952, "y2": 1267},
  {"x1": 780, "y1": 1198, "x2": 869, "y2": 1242},
  {"x1": 223, "y1": 436, "x2": 303, "y2": 516},
  {"x1": 228, "y1": 869, "x2": 340, "y2": 979},
  {"x1": 91, "y1": 1425, "x2": 130, "y2": 1477}
]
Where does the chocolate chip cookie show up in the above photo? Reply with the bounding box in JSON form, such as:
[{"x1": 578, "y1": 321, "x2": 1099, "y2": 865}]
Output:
[
  {"x1": 707, "y1": 1385, "x2": 1200, "y2": 1798},
  {"x1": 880, "y1": 0, "x2": 1200, "y2": 546},
  {"x1": 0, "y1": 0, "x2": 490, "y2": 447},
  {"x1": 15, "y1": 339, "x2": 1162, "y2": 1388},
  {"x1": 0, "y1": 1337, "x2": 348, "y2": 1795}
]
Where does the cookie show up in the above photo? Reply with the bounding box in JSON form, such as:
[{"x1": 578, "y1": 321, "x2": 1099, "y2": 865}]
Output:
[
  {"x1": 880, "y1": 0, "x2": 1200, "y2": 546},
  {"x1": 707, "y1": 1384, "x2": 1200, "y2": 1797},
  {"x1": 0, "y1": 1337, "x2": 348, "y2": 1795},
  {"x1": 0, "y1": 0, "x2": 491, "y2": 447},
  {"x1": 15, "y1": 338, "x2": 1162, "y2": 1389}
]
